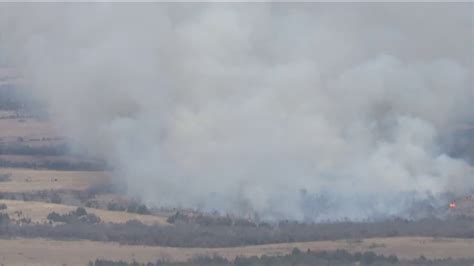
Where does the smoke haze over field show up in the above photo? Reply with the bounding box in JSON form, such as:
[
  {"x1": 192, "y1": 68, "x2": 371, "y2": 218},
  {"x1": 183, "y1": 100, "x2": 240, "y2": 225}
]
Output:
[{"x1": 0, "y1": 3, "x2": 473, "y2": 220}]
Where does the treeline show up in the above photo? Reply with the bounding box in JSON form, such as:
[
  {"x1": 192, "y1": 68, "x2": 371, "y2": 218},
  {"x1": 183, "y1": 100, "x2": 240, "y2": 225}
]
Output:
[
  {"x1": 0, "y1": 143, "x2": 68, "y2": 156},
  {"x1": 0, "y1": 183, "x2": 120, "y2": 207},
  {"x1": 0, "y1": 190, "x2": 70, "y2": 204},
  {"x1": 105, "y1": 201, "x2": 151, "y2": 215},
  {"x1": 0, "y1": 158, "x2": 108, "y2": 171},
  {"x1": 47, "y1": 207, "x2": 101, "y2": 224},
  {"x1": 1, "y1": 215, "x2": 474, "y2": 247},
  {"x1": 166, "y1": 212, "x2": 260, "y2": 227},
  {"x1": 89, "y1": 249, "x2": 474, "y2": 266},
  {"x1": 0, "y1": 142, "x2": 108, "y2": 171}
]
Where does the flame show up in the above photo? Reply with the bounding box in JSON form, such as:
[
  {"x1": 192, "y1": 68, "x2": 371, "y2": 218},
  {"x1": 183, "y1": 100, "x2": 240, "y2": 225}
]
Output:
[{"x1": 449, "y1": 202, "x2": 457, "y2": 209}]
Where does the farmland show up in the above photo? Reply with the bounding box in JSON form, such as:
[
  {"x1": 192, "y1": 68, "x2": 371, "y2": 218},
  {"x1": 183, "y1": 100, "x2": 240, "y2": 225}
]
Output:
[{"x1": 0, "y1": 96, "x2": 473, "y2": 265}]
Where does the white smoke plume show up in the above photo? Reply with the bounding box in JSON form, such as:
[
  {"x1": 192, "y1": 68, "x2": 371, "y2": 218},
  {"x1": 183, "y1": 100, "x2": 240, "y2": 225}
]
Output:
[{"x1": 0, "y1": 3, "x2": 472, "y2": 220}]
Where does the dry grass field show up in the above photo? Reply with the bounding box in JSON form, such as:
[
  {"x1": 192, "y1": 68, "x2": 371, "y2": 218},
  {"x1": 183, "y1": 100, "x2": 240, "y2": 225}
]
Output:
[
  {"x1": 0, "y1": 237, "x2": 473, "y2": 266},
  {"x1": 0, "y1": 168, "x2": 109, "y2": 192},
  {"x1": 0, "y1": 115, "x2": 58, "y2": 142},
  {"x1": 0, "y1": 96, "x2": 473, "y2": 266},
  {"x1": 0, "y1": 199, "x2": 169, "y2": 225}
]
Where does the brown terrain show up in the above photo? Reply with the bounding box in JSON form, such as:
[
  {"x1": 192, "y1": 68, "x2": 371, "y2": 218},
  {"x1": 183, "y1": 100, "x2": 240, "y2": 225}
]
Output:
[
  {"x1": 0, "y1": 168, "x2": 108, "y2": 193},
  {"x1": 2, "y1": 113, "x2": 474, "y2": 265},
  {"x1": 0, "y1": 199, "x2": 168, "y2": 225},
  {"x1": 0, "y1": 237, "x2": 473, "y2": 266},
  {"x1": 0, "y1": 70, "x2": 473, "y2": 265}
]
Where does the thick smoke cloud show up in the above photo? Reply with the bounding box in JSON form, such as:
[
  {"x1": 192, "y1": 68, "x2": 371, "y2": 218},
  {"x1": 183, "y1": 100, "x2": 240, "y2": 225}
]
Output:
[{"x1": 0, "y1": 3, "x2": 473, "y2": 220}]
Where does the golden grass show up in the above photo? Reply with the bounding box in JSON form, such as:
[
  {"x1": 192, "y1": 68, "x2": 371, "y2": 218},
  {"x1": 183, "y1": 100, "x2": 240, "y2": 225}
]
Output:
[
  {"x1": 0, "y1": 168, "x2": 109, "y2": 192},
  {"x1": 0, "y1": 199, "x2": 168, "y2": 225},
  {"x1": 0, "y1": 117, "x2": 58, "y2": 140},
  {"x1": 0, "y1": 237, "x2": 473, "y2": 266}
]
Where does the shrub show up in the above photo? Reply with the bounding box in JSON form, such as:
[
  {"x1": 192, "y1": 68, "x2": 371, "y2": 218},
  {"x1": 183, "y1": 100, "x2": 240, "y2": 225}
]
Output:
[
  {"x1": 126, "y1": 202, "x2": 150, "y2": 215},
  {"x1": 47, "y1": 208, "x2": 101, "y2": 224},
  {"x1": 50, "y1": 193, "x2": 62, "y2": 204},
  {"x1": 47, "y1": 212, "x2": 63, "y2": 223},
  {"x1": 291, "y1": 247, "x2": 301, "y2": 255},
  {"x1": 107, "y1": 202, "x2": 126, "y2": 212},
  {"x1": 75, "y1": 207, "x2": 87, "y2": 217}
]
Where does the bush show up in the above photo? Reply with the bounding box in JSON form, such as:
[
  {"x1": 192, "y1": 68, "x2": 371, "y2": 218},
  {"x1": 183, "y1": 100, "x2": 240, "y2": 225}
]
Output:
[
  {"x1": 80, "y1": 213, "x2": 101, "y2": 224},
  {"x1": 291, "y1": 247, "x2": 301, "y2": 255},
  {"x1": 136, "y1": 204, "x2": 150, "y2": 215},
  {"x1": 126, "y1": 202, "x2": 151, "y2": 215},
  {"x1": 107, "y1": 202, "x2": 126, "y2": 212},
  {"x1": 75, "y1": 207, "x2": 87, "y2": 217},
  {"x1": 50, "y1": 193, "x2": 62, "y2": 204},
  {"x1": 47, "y1": 212, "x2": 63, "y2": 222},
  {"x1": 47, "y1": 207, "x2": 101, "y2": 224}
]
